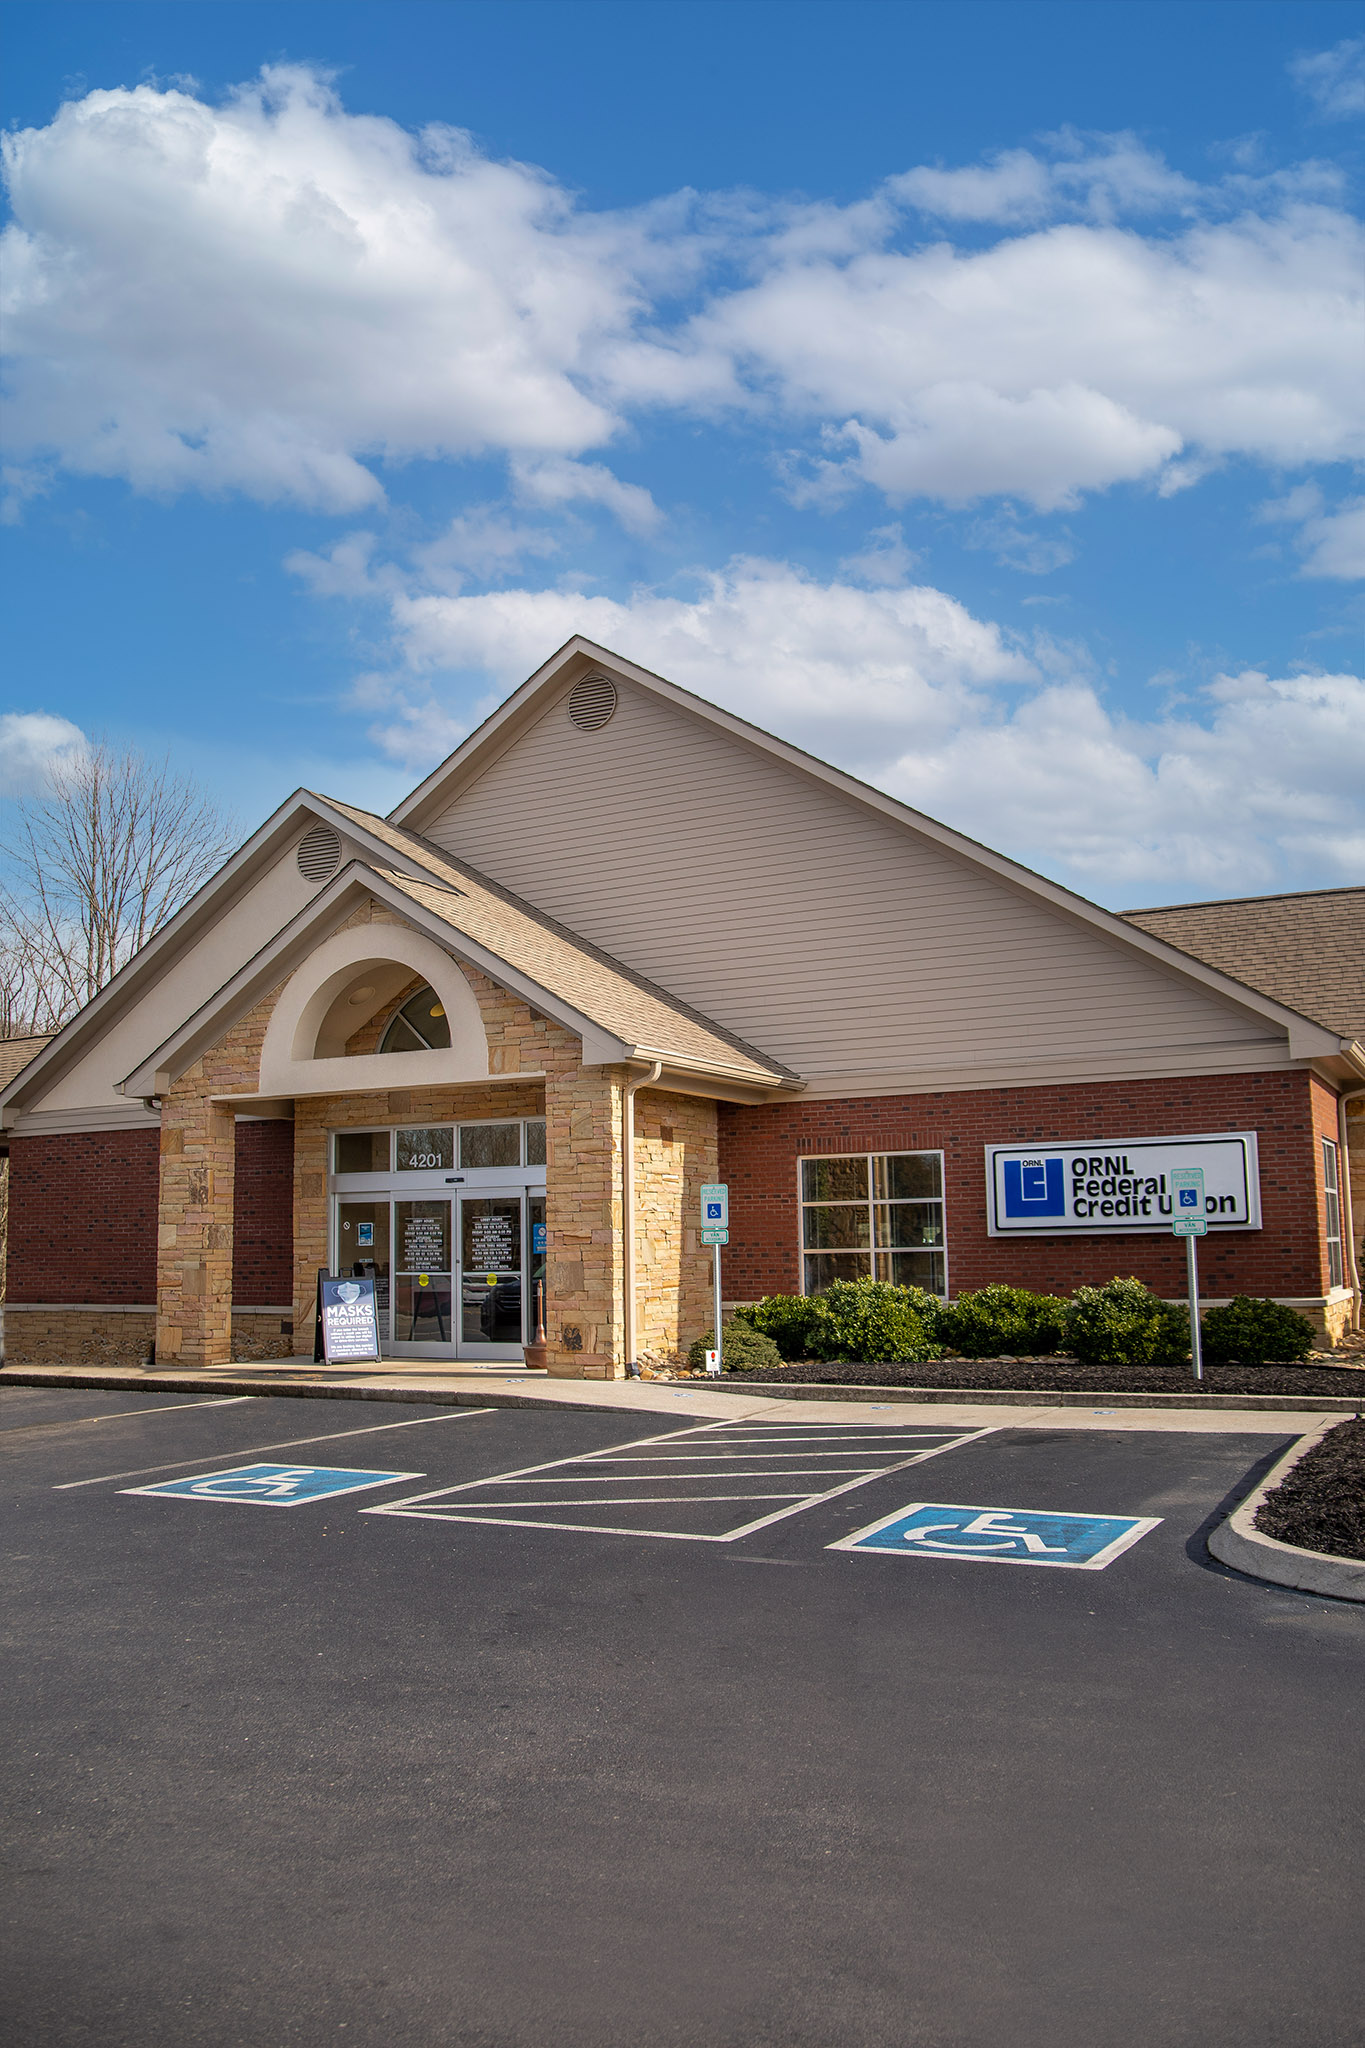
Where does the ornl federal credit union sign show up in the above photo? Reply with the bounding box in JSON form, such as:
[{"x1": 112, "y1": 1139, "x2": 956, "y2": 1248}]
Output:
[{"x1": 985, "y1": 1131, "x2": 1261, "y2": 1237}]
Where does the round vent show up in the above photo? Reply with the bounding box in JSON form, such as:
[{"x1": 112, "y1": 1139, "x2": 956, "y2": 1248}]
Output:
[
  {"x1": 567, "y1": 673, "x2": 618, "y2": 732},
  {"x1": 296, "y1": 823, "x2": 343, "y2": 883}
]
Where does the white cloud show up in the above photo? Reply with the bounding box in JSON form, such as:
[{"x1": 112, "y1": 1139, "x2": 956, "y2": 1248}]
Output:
[
  {"x1": 3, "y1": 74, "x2": 1361, "y2": 521},
  {"x1": 1256, "y1": 484, "x2": 1365, "y2": 579},
  {"x1": 1292, "y1": 37, "x2": 1365, "y2": 119},
  {"x1": 691, "y1": 205, "x2": 1365, "y2": 508},
  {"x1": 510, "y1": 456, "x2": 660, "y2": 533},
  {"x1": 0, "y1": 711, "x2": 87, "y2": 798},
  {"x1": 321, "y1": 555, "x2": 1363, "y2": 896},
  {"x1": 0, "y1": 67, "x2": 648, "y2": 508}
]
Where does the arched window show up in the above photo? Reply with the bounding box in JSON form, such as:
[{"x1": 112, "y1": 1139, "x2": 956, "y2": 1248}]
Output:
[{"x1": 379, "y1": 985, "x2": 453, "y2": 1054}]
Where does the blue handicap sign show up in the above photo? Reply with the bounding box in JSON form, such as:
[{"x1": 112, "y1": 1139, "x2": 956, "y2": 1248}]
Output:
[
  {"x1": 1178, "y1": 1187, "x2": 1200, "y2": 1207},
  {"x1": 123, "y1": 1463, "x2": 422, "y2": 1507},
  {"x1": 831, "y1": 1501, "x2": 1160, "y2": 1569},
  {"x1": 705, "y1": 1201, "x2": 723, "y2": 1219}
]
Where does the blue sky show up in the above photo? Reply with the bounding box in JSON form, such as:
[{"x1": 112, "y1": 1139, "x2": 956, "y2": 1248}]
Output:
[{"x1": 2, "y1": 0, "x2": 1362, "y2": 908}]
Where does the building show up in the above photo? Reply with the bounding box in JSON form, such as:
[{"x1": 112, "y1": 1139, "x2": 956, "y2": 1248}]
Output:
[{"x1": 1, "y1": 639, "x2": 1360, "y2": 1376}]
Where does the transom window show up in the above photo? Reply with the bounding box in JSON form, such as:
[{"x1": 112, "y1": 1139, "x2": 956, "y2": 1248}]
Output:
[
  {"x1": 1322, "y1": 1138, "x2": 1344, "y2": 1290},
  {"x1": 333, "y1": 1120, "x2": 546, "y2": 1175},
  {"x1": 800, "y1": 1152, "x2": 945, "y2": 1297},
  {"x1": 379, "y1": 985, "x2": 452, "y2": 1054}
]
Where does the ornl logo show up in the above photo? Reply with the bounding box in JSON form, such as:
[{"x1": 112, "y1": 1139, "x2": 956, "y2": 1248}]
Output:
[{"x1": 1002, "y1": 1156, "x2": 1066, "y2": 1218}]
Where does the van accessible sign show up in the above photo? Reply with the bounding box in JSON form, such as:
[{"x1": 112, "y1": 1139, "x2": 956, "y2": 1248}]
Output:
[{"x1": 985, "y1": 1131, "x2": 1260, "y2": 1237}]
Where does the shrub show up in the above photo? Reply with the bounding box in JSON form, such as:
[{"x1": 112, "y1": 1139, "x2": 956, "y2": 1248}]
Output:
[
  {"x1": 806, "y1": 1278, "x2": 932, "y2": 1365},
  {"x1": 938, "y1": 1285, "x2": 1069, "y2": 1358},
  {"x1": 1201, "y1": 1296, "x2": 1315, "y2": 1366},
  {"x1": 733, "y1": 1293, "x2": 825, "y2": 1361},
  {"x1": 687, "y1": 1318, "x2": 783, "y2": 1374},
  {"x1": 1065, "y1": 1276, "x2": 1190, "y2": 1369}
]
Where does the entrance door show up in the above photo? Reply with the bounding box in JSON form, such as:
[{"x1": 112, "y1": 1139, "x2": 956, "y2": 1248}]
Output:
[
  {"x1": 337, "y1": 1201, "x2": 392, "y2": 1341},
  {"x1": 457, "y1": 1195, "x2": 525, "y2": 1361},
  {"x1": 393, "y1": 1199, "x2": 454, "y2": 1356}
]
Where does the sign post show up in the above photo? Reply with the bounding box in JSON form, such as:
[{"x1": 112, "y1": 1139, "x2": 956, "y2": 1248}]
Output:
[
  {"x1": 1170, "y1": 1166, "x2": 1207, "y2": 1381},
  {"x1": 700, "y1": 1183, "x2": 729, "y2": 1374}
]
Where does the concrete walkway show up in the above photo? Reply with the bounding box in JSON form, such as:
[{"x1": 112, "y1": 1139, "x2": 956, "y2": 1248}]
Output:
[{"x1": 2, "y1": 1356, "x2": 1353, "y2": 1435}]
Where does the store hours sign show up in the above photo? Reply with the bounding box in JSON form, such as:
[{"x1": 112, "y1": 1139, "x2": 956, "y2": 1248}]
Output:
[{"x1": 985, "y1": 1131, "x2": 1261, "y2": 1237}]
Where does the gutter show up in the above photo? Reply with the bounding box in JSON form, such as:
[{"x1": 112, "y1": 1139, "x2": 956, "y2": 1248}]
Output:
[
  {"x1": 621, "y1": 1060, "x2": 662, "y2": 1374},
  {"x1": 1339, "y1": 1085, "x2": 1364, "y2": 1334}
]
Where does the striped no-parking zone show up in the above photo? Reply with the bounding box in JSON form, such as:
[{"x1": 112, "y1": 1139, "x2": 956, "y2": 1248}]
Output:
[{"x1": 363, "y1": 1415, "x2": 997, "y2": 1542}]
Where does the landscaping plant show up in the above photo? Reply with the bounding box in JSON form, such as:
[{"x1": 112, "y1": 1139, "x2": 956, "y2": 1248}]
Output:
[
  {"x1": 1065, "y1": 1276, "x2": 1190, "y2": 1368},
  {"x1": 806, "y1": 1277, "x2": 933, "y2": 1365},
  {"x1": 1200, "y1": 1295, "x2": 1316, "y2": 1365},
  {"x1": 732, "y1": 1292, "x2": 825, "y2": 1361},
  {"x1": 937, "y1": 1284, "x2": 1069, "y2": 1357},
  {"x1": 687, "y1": 1319, "x2": 783, "y2": 1374}
]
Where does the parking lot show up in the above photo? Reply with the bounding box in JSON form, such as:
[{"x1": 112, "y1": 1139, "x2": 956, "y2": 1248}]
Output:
[{"x1": 4, "y1": 1383, "x2": 1363, "y2": 2048}]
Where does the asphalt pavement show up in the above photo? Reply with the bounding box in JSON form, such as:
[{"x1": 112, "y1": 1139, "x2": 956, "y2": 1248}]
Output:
[{"x1": 3, "y1": 1383, "x2": 1362, "y2": 2048}]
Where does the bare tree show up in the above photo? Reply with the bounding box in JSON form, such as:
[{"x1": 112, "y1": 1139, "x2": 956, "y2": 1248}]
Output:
[{"x1": 0, "y1": 741, "x2": 237, "y2": 1033}]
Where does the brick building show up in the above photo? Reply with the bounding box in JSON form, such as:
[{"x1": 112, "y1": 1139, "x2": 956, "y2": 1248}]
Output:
[{"x1": 2, "y1": 640, "x2": 1361, "y2": 1374}]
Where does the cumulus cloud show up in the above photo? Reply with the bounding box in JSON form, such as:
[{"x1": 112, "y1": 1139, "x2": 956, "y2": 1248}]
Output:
[
  {"x1": 0, "y1": 67, "x2": 647, "y2": 508},
  {"x1": 690, "y1": 205, "x2": 1364, "y2": 508},
  {"x1": 0, "y1": 711, "x2": 87, "y2": 798},
  {"x1": 1292, "y1": 37, "x2": 1365, "y2": 119},
  {"x1": 311, "y1": 552, "x2": 1363, "y2": 897},
  {"x1": 4, "y1": 71, "x2": 1363, "y2": 520}
]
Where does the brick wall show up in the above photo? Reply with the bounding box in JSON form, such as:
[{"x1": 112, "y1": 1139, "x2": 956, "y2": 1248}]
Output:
[
  {"x1": 6, "y1": 1128, "x2": 159, "y2": 1303},
  {"x1": 233, "y1": 1120, "x2": 294, "y2": 1305},
  {"x1": 718, "y1": 1069, "x2": 1333, "y2": 1305}
]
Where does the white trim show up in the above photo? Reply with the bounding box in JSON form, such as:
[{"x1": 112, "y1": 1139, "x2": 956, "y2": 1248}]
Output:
[
  {"x1": 3, "y1": 1302, "x2": 156, "y2": 1314},
  {"x1": 6, "y1": 1105, "x2": 162, "y2": 1136}
]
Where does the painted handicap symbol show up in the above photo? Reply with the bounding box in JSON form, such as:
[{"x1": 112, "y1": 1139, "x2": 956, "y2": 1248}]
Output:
[
  {"x1": 831, "y1": 1501, "x2": 1161, "y2": 1570},
  {"x1": 123, "y1": 1463, "x2": 423, "y2": 1507}
]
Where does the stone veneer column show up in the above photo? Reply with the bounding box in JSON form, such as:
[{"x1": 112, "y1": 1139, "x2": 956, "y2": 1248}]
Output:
[
  {"x1": 544, "y1": 1060, "x2": 627, "y2": 1378},
  {"x1": 156, "y1": 1074, "x2": 237, "y2": 1367}
]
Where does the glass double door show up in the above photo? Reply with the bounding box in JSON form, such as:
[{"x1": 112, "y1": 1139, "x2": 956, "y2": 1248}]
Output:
[{"x1": 336, "y1": 1190, "x2": 544, "y2": 1362}]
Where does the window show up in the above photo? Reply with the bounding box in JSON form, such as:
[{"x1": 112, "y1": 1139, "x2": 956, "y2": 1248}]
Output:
[
  {"x1": 1323, "y1": 1138, "x2": 1344, "y2": 1290},
  {"x1": 379, "y1": 985, "x2": 452, "y2": 1053},
  {"x1": 800, "y1": 1152, "x2": 945, "y2": 1296},
  {"x1": 334, "y1": 1129, "x2": 391, "y2": 1174},
  {"x1": 396, "y1": 1126, "x2": 455, "y2": 1172},
  {"x1": 460, "y1": 1122, "x2": 522, "y2": 1169}
]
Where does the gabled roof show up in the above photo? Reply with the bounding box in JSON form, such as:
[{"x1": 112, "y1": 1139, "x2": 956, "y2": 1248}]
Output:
[
  {"x1": 0, "y1": 1035, "x2": 51, "y2": 1089},
  {"x1": 116, "y1": 854, "x2": 797, "y2": 1103},
  {"x1": 1123, "y1": 887, "x2": 1365, "y2": 1042},
  {"x1": 388, "y1": 636, "x2": 1362, "y2": 1074}
]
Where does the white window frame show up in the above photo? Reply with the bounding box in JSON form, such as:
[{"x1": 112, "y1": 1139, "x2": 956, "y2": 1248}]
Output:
[
  {"x1": 1322, "y1": 1137, "x2": 1344, "y2": 1290},
  {"x1": 796, "y1": 1150, "x2": 947, "y2": 1298},
  {"x1": 330, "y1": 1116, "x2": 547, "y2": 1180}
]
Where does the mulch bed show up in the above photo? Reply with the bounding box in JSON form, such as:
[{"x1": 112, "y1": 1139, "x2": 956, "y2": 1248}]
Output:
[
  {"x1": 721, "y1": 1356, "x2": 1365, "y2": 1398},
  {"x1": 1255, "y1": 1419, "x2": 1365, "y2": 1561}
]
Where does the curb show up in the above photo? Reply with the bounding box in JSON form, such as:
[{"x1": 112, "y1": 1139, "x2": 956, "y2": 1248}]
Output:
[
  {"x1": 0, "y1": 1367, "x2": 662, "y2": 1420},
  {"x1": 718, "y1": 1381, "x2": 1363, "y2": 1413},
  {"x1": 1207, "y1": 1419, "x2": 1365, "y2": 1601}
]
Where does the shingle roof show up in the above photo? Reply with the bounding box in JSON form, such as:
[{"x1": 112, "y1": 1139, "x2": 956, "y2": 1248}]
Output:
[
  {"x1": 1122, "y1": 888, "x2": 1365, "y2": 1040},
  {"x1": 0, "y1": 1035, "x2": 51, "y2": 1088},
  {"x1": 316, "y1": 794, "x2": 797, "y2": 1085}
]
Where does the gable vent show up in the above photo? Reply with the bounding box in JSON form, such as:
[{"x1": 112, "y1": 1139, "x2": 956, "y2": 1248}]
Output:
[
  {"x1": 297, "y1": 823, "x2": 343, "y2": 883},
  {"x1": 567, "y1": 673, "x2": 618, "y2": 732}
]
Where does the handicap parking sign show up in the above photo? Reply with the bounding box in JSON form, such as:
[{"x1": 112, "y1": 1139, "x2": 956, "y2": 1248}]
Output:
[
  {"x1": 123, "y1": 1463, "x2": 422, "y2": 1507},
  {"x1": 830, "y1": 1501, "x2": 1160, "y2": 1569}
]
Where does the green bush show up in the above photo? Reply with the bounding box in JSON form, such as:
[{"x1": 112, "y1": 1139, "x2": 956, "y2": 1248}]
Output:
[
  {"x1": 1201, "y1": 1296, "x2": 1315, "y2": 1366},
  {"x1": 732, "y1": 1293, "x2": 825, "y2": 1361},
  {"x1": 938, "y1": 1285, "x2": 1069, "y2": 1358},
  {"x1": 806, "y1": 1278, "x2": 932, "y2": 1365},
  {"x1": 1065, "y1": 1276, "x2": 1190, "y2": 1368},
  {"x1": 687, "y1": 1318, "x2": 783, "y2": 1374}
]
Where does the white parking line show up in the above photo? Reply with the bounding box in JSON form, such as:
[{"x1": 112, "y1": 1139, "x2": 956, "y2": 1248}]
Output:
[
  {"x1": 365, "y1": 1419, "x2": 998, "y2": 1542},
  {"x1": 3, "y1": 1395, "x2": 252, "y2": 1431},
  {"x1": 53, "y1": 1406, "x2": 495, "y2": 1489}
]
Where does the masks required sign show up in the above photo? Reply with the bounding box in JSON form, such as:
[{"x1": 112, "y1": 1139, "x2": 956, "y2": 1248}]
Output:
[{"x1": 985, "y1": 1130, "x2": 1260, "y2": 1237}]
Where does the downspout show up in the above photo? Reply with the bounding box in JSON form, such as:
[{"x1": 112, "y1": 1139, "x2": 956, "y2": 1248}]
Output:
[
  {"x1": 622, "y1": 1060, "x2": 663, "y2": 1374},
  {"x1": 1339, "y1": 1086, "x2": 1364, "y2": 1334}
]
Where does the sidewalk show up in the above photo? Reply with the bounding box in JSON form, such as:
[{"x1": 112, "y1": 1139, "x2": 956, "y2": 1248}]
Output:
[{"x1": 2, "y1": 1356, "x2": 1351, "y2": 1435}]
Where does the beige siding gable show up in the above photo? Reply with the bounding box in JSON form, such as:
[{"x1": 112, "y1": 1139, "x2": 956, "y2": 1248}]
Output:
[{"x1": 421, "y1": 673, "x2": 1290, "y2": 1092}]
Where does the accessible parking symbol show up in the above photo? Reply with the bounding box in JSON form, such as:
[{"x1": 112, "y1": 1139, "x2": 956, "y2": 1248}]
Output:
[
  {"x1": 123, "y1": 1463, "x2": 422, "y2": 1507},
  {"x1": 830, "y1": 1501, "x2": 1161, "y2": 1569}
]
